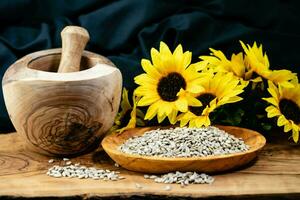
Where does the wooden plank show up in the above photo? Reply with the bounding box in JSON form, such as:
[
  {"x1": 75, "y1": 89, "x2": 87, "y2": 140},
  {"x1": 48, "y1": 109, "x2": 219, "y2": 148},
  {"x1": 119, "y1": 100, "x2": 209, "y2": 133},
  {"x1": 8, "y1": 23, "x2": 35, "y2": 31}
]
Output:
[{"x1": 0, "y1": 133, "x2": 299, "y2": 198}]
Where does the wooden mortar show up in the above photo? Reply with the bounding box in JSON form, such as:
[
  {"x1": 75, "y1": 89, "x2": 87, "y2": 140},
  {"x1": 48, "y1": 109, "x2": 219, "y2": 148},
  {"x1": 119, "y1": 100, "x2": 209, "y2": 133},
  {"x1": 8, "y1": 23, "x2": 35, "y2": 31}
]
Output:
[{"x1": 2, "y1": 26, "x2": 122, "y2": 156}]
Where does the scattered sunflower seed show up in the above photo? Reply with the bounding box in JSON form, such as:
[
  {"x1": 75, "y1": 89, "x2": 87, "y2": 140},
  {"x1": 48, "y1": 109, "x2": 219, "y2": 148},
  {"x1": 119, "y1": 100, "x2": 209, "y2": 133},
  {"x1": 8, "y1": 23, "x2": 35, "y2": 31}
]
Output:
[
  {"x1": 145, "y1": 171, "x2": 214, "y2": 186},
  {"x1": 144, "y1": 174, "x2": 150, "y2": 179},
  {"x1": 48, "y1": 159, "x2": 54, "y2": 163},
  {"x1": 119, "y1": 126, "x2": 249, "y2": 158},
  {"x1": 135, "y1": 183, "x2": 143, "y2": 189},
  {"x1": 114, "y1": 163, "x2": 120, "y2": 167},
  {"x1": 47, "y1": 161, "x2": 123, "y2": 181},
  {"x1": 164, "y1": 185, "x2": 172, "y2": 191},
  {"x1": 63, "y1": 158, "x2": 69, "y2": 161},
  {"x1": 65, "y1": 161, "x2": 72, "y2": 165}
]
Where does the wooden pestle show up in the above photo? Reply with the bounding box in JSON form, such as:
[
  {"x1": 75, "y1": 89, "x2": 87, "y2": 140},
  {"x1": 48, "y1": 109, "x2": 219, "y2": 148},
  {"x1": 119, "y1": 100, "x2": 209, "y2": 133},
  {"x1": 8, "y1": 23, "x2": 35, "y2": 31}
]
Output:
[{"x1": 58, "y1": 26, "x2": 90, "y2": 73}]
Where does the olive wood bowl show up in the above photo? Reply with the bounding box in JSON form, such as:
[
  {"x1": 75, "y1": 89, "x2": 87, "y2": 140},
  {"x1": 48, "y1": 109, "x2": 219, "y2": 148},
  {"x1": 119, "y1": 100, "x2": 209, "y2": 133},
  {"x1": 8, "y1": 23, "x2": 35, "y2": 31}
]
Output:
[{"x1": 102, "y1": 125, "x2": 266, "y2": 174}]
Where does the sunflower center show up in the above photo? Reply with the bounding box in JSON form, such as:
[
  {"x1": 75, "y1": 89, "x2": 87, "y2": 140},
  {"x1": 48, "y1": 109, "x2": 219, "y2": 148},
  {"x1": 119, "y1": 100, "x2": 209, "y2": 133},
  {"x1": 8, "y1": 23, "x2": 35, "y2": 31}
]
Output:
[
  {"x1": 279, "y1": 98, "x2": 300, "y2": 124},
  {"x1": 189, "y1": 93, "x2": 216, "y2": 116},
  {"x1": 157, "y1": 72, "x2": 186, "y2": 102}
]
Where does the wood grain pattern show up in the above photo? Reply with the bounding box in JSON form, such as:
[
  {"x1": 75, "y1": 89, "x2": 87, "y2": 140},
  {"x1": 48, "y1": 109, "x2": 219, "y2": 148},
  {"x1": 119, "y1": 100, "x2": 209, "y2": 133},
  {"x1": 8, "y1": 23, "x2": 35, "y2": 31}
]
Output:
[
  {"x1": 0, "y1": 132, "x2": 299, "y2": 199},
  {"x1": 102, "y1": 126, "x2": 266, "y2": 174},
  {"x1": 58, "y1": 26, "x2": 90, "y2": 73},
  {"x1": 2, "y1": 48, "x2": 122, "y2": 156}
]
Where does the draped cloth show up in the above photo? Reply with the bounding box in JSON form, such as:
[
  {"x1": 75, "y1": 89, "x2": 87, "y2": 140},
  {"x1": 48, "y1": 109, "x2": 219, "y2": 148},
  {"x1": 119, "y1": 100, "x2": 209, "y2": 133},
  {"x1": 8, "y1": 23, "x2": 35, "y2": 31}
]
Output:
[{"x1": 1, "y1": 0, "x2": 300, "y2": 132}]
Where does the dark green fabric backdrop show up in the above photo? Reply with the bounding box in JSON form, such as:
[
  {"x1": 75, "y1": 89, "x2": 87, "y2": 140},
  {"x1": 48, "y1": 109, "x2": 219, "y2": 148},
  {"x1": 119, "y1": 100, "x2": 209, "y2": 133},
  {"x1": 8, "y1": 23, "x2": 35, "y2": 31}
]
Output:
[{"x1": 1, "y1": 0, "x2": 300, "y2": 132}]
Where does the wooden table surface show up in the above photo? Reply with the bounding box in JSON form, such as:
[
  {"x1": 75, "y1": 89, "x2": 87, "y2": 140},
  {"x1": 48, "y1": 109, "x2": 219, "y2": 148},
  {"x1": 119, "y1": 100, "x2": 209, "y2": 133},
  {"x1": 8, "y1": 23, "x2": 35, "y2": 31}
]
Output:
[{"x1": 0, "y1": 132, "x2": 299, "y2": 199}]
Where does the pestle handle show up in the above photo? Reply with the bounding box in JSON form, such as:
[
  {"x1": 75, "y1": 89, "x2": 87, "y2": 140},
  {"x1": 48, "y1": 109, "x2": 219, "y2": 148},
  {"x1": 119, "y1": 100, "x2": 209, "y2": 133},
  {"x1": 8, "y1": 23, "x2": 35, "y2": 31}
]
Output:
[{"x1": 58, "y1": 26, "x2": 90, "y2": 73}]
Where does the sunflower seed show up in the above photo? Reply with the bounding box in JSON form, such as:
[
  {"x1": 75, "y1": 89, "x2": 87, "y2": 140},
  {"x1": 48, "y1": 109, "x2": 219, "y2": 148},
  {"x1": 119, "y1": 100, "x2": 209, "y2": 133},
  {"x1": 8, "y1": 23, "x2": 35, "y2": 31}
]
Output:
[
  {"x1": 48, "y1": 159, "x2": 54, "y2": 163},
  {"x1": 63, "y1": 158, "x2": 69, "y2": 161},
  {"x1": 114, "y1": 163, "x2": 120, "y2": 167},
  {"x1": 144, "y1": 174, "x2": 150, "y2": 179},
  {"x1": 135, "y1": 183, "x2": 143, "y2": 189},
  {"x1": 119, "y1": 126, "x2": 249, "y2": 158},
  {"x1": 147, "y1": 171, "x2": 214, "y2": 186},
  {"x1": 65, "y1": 161, "x2": 72, "y2": 165},
  {"x1": 164, "y1": 185, "x2": 172, "y2": 191},
  {"x1": 46, "y1": 161, "x2": 124, "y2": 181}
]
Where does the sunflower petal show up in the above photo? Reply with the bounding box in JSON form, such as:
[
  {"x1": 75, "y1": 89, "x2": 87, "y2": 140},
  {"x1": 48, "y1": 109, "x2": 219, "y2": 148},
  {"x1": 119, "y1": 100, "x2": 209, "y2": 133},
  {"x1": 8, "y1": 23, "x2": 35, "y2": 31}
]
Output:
[
  {"x1": 195, "y1": 116, "x2": 211, "y2": 127},
  {"x1": 267, "y1": 69, "x2": 297, "y2": 88},
  {"x1": 181, "y1": 51, "x2": 192, "y2": 69},
  {"x1": 173, "y1": 44, "x2": 184, "y2": 71},
  {"x1": 189, "y1": 119, "x2": 197, "y2": 127},
  {"x1": 151, "y1": 48, "x2": 163, "y2": 69},
  {"x1": 267, "y1": 81, "x2": 279, "y2": 99},
  {"x1": 203, "y1": 116, "x2": 211, "y2": 127},
  {"x1": 262, "y1": 97, "x2": 279, "y2": 106},
  {"x1": 251, "y1": 76, "x2": 263, "y2": 83},
  {"x1": 223, "y1": 96, "x2": 243, "y2": 104},
  {"x1": 180, "y1": 118, "x2": 190, "y2": 127},
  {"x1": 138, "y1": 95, "x2": 159, "y2": 106},
  {"x1": 279, "y1": 81, "x2": 295, "y2": 88},
  {"x1": 187, "y1": 83, "x2": 204, "y2": 94},
  {"x1": 168, "y1": 109, "x2": 178, "y2": 125},
  {"x1": 209, "y1": 48, "x2": 227, "y2": 61},
  {"x1": 157, "y1": 112, "x2": 167, "y2": 123},
  {"x1": 141, "y1": 59, "x2": 161, "y2": 78},
  {"x1": 265, "y1": 106, "x2": 281, "y2": 118},
  {"x1": 277, "y1": 115, "x2": 288, "y2": 127},
  {"x1": 159, "y1": 41, "x2": 172, "y2": 57},
  {"x1": 283, "y1": 123, "x2": 293, "y2": 132},
  {"x1": 135, "y1": 87, "x2": 154, "y2": 97},
  {"x1": 193, "y1": 60, "x2": 209, "y2": 71},
  {"x1": 199, "y1": 56, "x2": 220, "y2": 65},
  {"x1": 175, "y1": 98, "x2": 188, "y2": 112},
  {"x1": 134, "y1": 73, "x2": 158, "y2": 86},
  {"x1": 165, "y1": 103, "x2": 175, "y2": 116},
  {"x1": 144, "y1": 103, "x2": 159, "y2": 120},
  {"x1": 292, "y1": 124, "x2": 299, "y2": 143},
  {"x1": 187, "y1": 96, "x2": 202, "y2": 107}
]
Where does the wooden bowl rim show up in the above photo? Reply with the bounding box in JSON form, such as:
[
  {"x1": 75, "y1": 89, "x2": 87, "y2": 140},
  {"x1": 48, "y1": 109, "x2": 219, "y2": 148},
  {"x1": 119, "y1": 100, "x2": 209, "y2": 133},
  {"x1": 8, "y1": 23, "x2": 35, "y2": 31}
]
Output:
[
  {"x1": 102, "y1": 125, "x2": 266, "y2": 161},
  {"x1": 8, "y1": 48, "x2": 120, "y2": 82},
  {"x1": 27, "y1": 48, "x2": 115, "y2": 69}
]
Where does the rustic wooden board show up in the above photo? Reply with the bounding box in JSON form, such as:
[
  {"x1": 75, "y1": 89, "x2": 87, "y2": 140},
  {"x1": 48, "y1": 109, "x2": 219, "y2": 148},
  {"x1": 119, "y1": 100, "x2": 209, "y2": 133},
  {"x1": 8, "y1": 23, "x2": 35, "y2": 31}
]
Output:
[{"x1": 0, "y1": 132, "x2": 299, "y2": 199}]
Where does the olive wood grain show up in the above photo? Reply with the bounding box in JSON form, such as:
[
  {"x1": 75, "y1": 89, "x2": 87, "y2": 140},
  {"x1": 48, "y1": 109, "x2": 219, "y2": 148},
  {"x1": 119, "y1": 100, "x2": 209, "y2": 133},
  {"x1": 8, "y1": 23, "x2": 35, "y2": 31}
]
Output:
[
  {"x1": 2, "y1": 50, "x2": 122, "y2": 157},
  {"x1": 0, "y1": 132, "x2": 299, "y2": 199},
  {"x1": 58, "y1": 26, "x2": 90, "y2": 73},
  {"x1": 102, "y1": 125, "x2": 266, "y2": 173},
  {"x1": 2, "y1": 26, "x2": 122, "y2": 156}
]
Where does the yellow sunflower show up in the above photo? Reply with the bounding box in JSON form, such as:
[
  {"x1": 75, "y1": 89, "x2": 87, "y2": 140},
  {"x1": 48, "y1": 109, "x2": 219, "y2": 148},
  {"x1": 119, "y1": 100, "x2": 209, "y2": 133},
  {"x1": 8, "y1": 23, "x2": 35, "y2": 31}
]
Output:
[
  {"x1": 134, "y1": 42, "x2": 204, "y2": 124},
  {"x1": 264, "y1": 69, "x2": 297, "y2": 88},
  {"x1": 240, "y1": 41, "x2": 296, "y2": 87},
  {"x1": 110, "y1": 88, "x2": 145, "y2": 133},
  {"x1": 198, "y1": 48, "x2": 251, "y2": 86},
  {"x1": 240, "y1": 41, "x2": 269, "y2": 76},
  {"x1": 263, "y1": 81, "x2": 300, "y2": 142},
  {"x1": 199, "y1": 49, "x2": 245, "y2": 78},
  {"x1": 178, "y1": 73, "x2": 246, "y2": 127}
]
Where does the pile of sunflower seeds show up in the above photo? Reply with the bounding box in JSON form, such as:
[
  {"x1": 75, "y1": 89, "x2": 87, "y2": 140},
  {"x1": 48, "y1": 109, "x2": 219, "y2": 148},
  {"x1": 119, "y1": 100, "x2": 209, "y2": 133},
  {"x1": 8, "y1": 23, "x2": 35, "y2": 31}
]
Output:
[
  {"x1": 47, "y1": 159, "x2": 124, "y2": 181},
  {"x1": 144, "y1": 171, "x2": 214, "y2": 186},
  {"x1": 119, "y1": 126, "x2": 249, "y2": 157}
]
